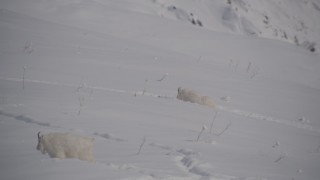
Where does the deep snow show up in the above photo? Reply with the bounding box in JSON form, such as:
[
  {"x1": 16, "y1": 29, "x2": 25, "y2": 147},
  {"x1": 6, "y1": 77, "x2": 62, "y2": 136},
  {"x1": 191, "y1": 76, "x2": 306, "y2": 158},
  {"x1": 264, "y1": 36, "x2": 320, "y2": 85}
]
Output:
[{"x1": 1, "y1": 0, "x2": 320, "y2": 180}]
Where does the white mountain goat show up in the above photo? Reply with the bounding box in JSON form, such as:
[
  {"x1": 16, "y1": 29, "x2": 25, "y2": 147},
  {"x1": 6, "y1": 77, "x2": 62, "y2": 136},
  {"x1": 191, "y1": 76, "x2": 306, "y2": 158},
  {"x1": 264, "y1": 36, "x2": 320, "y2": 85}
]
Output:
[
  {"x1": 177, "y1": 87, "x2": 215, "y2": 108},
  {"x1": 36, "y1": 132, "x2": 95, "y2": 162}
]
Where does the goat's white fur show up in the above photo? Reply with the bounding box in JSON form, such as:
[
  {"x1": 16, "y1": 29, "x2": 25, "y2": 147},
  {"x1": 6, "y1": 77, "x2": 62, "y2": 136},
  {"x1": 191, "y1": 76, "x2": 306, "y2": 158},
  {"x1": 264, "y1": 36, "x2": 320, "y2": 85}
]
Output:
[
  {"x1": 177, "y1": 87, "x2": 215, "y2": 108},
  {"x1": 37, "y1": 132, "x2": 95, "y2": 162}
]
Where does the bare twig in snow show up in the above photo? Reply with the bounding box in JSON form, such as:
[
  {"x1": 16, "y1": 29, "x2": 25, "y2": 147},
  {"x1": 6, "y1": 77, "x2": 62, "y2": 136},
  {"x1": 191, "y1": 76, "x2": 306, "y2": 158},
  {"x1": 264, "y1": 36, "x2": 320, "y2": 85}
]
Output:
[
  {"x1": 22, "y1": 66, "x2": 26, "y2": 90},
  {"x1": 157, "y1": 73, "x2": 168, "y2": 82},
  {"x1": 210, "y1": 111, "x2": 218, "y2": 134},
  {"x1": 137, "y1": 136, "x2": 147, "y2": 155},
  {"x1": 24, "y1": 41, "x2": 34, "y2": 54},
  {"x1": 214, "y1": 122, "x2": 232, "y2": 136},
  {"x1": 78, "y1": 96, "x2": 85, "y2": 116},
  {"x1": 250, "y1": 67, "x2": 259, "y2": 79},
  {"x1": 235, "y1": 61, "x2": 239, "y2": 72},
  {"x1": 247, "y1": 62, "x2": 252, "y2": 72},
  {"x1": 196, "y1": 125, "x2": 207, "y2": 142},
  {"x1": 275, "y1": 153, "x2": 286, "y2": 163}
]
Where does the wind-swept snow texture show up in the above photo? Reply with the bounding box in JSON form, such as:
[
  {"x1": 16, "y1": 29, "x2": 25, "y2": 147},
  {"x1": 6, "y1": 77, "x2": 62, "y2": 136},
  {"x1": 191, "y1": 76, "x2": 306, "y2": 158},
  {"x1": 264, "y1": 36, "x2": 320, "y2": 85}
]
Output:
[{"x1": 1, "y1": 0, "x2": 320, "y2": 180}]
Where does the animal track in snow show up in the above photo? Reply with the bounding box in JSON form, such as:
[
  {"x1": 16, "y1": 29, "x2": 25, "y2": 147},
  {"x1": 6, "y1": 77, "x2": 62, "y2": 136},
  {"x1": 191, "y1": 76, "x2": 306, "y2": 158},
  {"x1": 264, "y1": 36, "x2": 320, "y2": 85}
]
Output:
[
  {"x1": 93, "y1": 132, "x2": 126, "y2": 142},
  {"x1": 217, "y1": 105, "x2": 320, "y2": 133},
  {"x1": 0, "y1": 110, "x2": 54, "y2": 128}
]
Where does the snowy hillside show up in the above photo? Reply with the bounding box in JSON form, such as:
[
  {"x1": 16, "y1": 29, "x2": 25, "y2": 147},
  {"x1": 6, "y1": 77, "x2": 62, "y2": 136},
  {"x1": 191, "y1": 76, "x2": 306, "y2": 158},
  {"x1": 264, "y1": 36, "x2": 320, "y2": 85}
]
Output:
[
  {"x1": 142, "y1": 0, "x2": 320, "y2": 52},
  {"x1": 1, "y1": 0, "x2": 320, "y2": 180}
]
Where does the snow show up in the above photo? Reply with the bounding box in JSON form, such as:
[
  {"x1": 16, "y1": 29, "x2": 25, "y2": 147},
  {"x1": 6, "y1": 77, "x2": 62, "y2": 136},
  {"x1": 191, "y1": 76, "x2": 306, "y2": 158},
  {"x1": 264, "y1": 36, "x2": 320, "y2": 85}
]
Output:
[{"x1": 1, "y1": 0, "x2": 320, "y2": 180}]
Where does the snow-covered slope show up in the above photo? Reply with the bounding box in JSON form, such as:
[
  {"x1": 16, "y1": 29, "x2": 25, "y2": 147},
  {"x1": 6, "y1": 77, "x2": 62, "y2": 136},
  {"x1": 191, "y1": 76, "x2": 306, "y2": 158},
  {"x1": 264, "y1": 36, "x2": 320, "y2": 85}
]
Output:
[
  {"x1": 0, "y1": 0, "x2": 320, "y2": 180},
  {"x1": 131, "y1": 0, "x2": 320, "y2": 52}
]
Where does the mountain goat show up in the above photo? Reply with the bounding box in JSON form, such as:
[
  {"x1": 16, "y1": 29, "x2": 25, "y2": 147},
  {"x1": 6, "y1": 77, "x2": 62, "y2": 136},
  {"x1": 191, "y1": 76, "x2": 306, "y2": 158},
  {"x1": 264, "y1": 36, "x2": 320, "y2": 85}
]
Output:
[
  {"x1": 177, "y1": 87, "x2": 215, "y2": 108},
  {"x1": 36, "y1": 132, "x2": 95, "y2": 162}
]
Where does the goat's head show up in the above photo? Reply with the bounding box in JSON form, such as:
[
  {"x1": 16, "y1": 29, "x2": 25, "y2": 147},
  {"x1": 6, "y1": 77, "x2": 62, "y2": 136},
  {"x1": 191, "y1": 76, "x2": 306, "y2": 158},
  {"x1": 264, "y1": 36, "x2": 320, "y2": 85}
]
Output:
[{"x1": 36, "y1": 131, "x2": 45, "y2": 154}]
